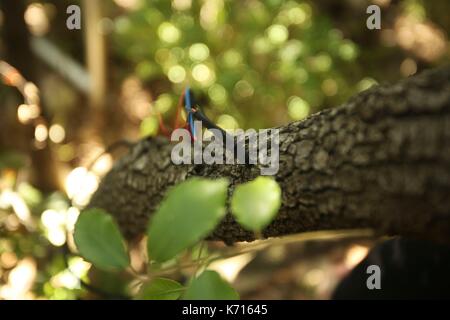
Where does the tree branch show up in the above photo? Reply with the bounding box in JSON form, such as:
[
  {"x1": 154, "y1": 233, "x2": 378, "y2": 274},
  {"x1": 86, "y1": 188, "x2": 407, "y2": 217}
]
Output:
[{"x1": 89, "y1": 66, "x2": 450, "y2": 244}]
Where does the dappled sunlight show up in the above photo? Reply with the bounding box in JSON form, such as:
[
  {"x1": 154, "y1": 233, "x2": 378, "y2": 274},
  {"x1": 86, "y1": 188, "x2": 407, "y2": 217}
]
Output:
[
  {"x1": 65, "y1": 167, "x2": 99, "y2": 207},
  {"x1": 24, "y1": 3, "x2": 50, "y2": 36},
  {"x1": 208, "y1": 253, "x2": 255, "y2": 283},
  {"x1": 344, "y1": 245, "x2": 369, "y2": 269},
  {"x1": 395, "y1": 15, "x2": 447, "y2": 62},
  {"x1": 0, "y1": 257, "x2": 36, "y2": 300}
]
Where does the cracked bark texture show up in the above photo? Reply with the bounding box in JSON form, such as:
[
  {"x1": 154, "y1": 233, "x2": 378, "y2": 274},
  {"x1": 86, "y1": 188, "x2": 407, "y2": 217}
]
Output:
[{"x1": 89, "y1": 66, "x2": 450, "y2": 244}]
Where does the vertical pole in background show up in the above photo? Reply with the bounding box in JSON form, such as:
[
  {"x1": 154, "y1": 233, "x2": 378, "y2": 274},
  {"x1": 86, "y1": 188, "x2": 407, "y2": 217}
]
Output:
[
  {"x1": 82, "y1": 0, "x2": 106, "y2": 110},
  {"x1": 0, "y1": 0, "x2": 61, "y2": 191}
]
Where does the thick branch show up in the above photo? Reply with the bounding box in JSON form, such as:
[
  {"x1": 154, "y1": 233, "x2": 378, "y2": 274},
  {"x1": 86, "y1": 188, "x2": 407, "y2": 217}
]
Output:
[{"x1": 89, "y1": 66, "x2": 450, "y2": 244}]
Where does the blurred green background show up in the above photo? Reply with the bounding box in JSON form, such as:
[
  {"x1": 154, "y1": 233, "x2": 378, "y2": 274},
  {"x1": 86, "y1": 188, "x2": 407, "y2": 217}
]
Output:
[{"x1": 0, "y1": 0, "x2": 448, "y2": 299}]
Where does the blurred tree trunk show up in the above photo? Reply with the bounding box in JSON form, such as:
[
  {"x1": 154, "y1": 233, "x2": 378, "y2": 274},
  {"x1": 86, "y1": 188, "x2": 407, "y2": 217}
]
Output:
[
  {"x1": 1, "y1": 0, "x2": 60, "y2": 191},
  {"x1": 89, "y1": 66, "x2": 450, "y2": 245}
]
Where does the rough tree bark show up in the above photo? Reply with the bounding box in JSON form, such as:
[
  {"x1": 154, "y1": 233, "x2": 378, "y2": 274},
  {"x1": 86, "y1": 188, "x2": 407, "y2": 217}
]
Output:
[{"x1": 89, "y1": 66, "x2": 450, "y2": 245}]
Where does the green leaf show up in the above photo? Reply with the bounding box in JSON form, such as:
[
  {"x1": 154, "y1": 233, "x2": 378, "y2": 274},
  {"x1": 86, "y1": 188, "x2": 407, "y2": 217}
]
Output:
[
  {"x1": 147, "y1": 178, "x2": 229, "y2": 262},
  {"x1": 231, "y1": 177, "x2": 281, "y2": 232},
  {"x1": 138, "y1": 278, "x2": 184, "y2": 300},
  {"x1": 74, "y1": 208, "x2": 129, "y2": 271},
  {"x1": 183, "y1": 270, "x2": 239, "y2": 300}
]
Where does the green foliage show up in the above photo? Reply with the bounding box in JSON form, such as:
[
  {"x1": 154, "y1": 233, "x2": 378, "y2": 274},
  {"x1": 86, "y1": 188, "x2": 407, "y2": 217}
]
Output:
[
  {"x1": 183, "y1": 270, "x2": 239, "y2": 300},
  {"x1": 138, "y1": 278, "x2": 184, "y2": 300},
  {"x1": 231, "y1": 177, "x2": 281, "y2": 232},
  {"x1": 74, "y1": 208, "x2": 129, "y2": 271},
  {"x1": 147, "y1": 178, "x2": 229, "y2": 262}
]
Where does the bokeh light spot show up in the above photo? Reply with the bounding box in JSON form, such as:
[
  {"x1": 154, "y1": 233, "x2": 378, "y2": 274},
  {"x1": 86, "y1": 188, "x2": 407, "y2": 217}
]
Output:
[
  {"x1": 189, "y1": 43, "x2": 210, "y2": 62},
  {"x1": 357, "y1": 77, "x2": 378, "y2": 92},
  {"x1": 140, "y1": 116, "x2": 159, "y2": 137},
  {"x1": 234, "y1": 80, "x2": 254, "y2": 98},
  {"x1": 339, "y1": 41, "x2": 358, "y2": 61},
  {"x1": 208, "y1": 84, "x2": 227, "y2": 105},
  {"x1": 158, "y1": 22, "x2": 180, "y2": 43},
  {"x1": 400, "y1": 58, "x2": 417, "y2": 77},
  {"x1": 49, "y1": 124, "x2": 66, "y2": 144},
  {"x1": 192, "y1": 64, "x2": 214, "y2": 84},
  {"x1": 34, "y1": 124, "x2": 48, "y2": 142},
  {"x1": 267, "y1": 24, "x2": 289, "y2": 45},
  {"x1": 321, "y1": 78, "x2": 338, "y2": 96},
  {"x1": 217, "y1": 114, "x2": 239, "y2": 131}
]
